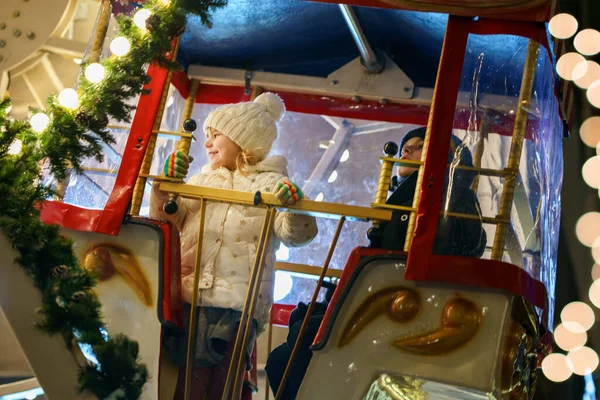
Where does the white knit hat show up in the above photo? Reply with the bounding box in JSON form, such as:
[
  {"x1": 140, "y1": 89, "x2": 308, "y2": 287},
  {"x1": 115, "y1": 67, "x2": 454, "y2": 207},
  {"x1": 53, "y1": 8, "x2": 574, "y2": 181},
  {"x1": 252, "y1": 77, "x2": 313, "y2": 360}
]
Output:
[{"x1": 203, "y1": 92, "x2": 285, "y2": 160}]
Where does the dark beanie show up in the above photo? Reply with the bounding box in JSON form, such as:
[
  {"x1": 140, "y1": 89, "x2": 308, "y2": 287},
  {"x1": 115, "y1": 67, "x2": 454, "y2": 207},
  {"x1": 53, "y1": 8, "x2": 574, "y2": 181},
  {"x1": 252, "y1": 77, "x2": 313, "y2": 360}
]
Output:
[
  {"x1": 399, "y1": 127, "x2": 473, "y2": 167},
  {"x1": 399, "y1": 127, "x2": 426, "y2": 153}
]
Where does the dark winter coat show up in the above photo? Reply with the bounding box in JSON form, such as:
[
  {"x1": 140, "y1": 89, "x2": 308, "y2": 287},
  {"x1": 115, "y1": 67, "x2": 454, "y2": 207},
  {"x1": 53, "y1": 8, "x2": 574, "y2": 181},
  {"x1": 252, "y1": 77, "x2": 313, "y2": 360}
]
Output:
[{"x1": 370, "y1": 169, "x2": 487, "y2": 258}]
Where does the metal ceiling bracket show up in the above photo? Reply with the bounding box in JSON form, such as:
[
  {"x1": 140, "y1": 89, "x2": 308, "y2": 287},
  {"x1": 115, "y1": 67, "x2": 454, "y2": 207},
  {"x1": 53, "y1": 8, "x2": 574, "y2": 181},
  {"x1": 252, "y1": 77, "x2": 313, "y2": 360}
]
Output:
[
  {"x1": 327, "y1": 53, "x2": 414, "y2": 99},
  {"x1": 338, "y1": 4, "x2": 384, "y2": 74}
]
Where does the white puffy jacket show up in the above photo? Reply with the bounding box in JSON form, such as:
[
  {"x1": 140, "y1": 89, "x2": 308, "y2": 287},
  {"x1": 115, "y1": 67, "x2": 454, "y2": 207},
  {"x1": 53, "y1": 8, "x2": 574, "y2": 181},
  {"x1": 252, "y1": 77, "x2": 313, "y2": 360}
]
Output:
[{"x1": 150, "y1": 156, "x2": 318, "y2": 330}]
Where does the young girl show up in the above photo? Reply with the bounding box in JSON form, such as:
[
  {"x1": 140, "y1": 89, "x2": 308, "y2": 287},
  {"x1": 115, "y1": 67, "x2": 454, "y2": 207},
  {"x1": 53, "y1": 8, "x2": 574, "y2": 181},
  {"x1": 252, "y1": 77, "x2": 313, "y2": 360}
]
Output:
[{"x1": 150, "y1": 93, "x2": 318, "y2": 398}]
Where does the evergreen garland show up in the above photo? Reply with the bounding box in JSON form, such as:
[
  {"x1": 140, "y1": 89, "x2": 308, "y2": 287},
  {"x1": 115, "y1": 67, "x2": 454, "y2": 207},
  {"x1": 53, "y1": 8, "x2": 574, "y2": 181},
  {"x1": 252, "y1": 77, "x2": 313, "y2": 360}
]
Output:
[{"x1": 0, "y1": 0, "x2": 226, "y2": 398}]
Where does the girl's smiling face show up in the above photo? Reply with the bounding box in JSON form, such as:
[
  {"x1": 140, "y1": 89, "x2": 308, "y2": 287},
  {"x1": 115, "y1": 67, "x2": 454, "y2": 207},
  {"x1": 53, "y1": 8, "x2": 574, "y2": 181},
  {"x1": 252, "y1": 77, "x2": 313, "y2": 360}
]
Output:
[{"x1": 204, "y1": 128, "x2": 242, "y2": 170}]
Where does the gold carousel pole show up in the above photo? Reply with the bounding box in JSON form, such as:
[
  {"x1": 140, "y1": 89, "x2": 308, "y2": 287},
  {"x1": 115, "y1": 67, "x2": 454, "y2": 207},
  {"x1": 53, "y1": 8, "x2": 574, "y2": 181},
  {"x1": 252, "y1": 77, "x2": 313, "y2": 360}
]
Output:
[
  {"x1": 183, "y1": 199, "x2": 207, "y2": 400},
  {"x1": 129, "y1": 40, "x2": 184, "y2": 216},
  {"x1": 54, "y1": 0, "x2": 112, "y2": 201},
  {"x1": 223, "y1": 208, "x2": 277, "y2": 400},
  {"x1": 275, "y1": 217, "x2": 346, "y2": 400},
  {"x1": 491, "y1": 40, "x2": 540, "y2": 261}
]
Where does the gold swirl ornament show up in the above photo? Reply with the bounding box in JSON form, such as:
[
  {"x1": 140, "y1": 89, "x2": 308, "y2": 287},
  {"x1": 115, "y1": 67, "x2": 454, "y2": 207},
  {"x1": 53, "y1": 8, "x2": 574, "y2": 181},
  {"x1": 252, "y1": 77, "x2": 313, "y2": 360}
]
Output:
[
  {"x1": 339, "y1": 287, "x2": 421, "y2": 348},
  {"x1": 83, "y1": 243, "x2": 153, "y2": 306},
  {"x1": 392, "y1": 297, "x2": 482, "y2": 355}
]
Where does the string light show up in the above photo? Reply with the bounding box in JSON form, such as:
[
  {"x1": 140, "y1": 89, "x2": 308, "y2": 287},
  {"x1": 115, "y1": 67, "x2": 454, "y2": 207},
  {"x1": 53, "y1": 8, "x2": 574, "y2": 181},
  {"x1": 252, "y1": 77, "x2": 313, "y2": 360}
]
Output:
[
  {"x1": 556, "y1": 52, "x2": 588, "y2": 81},
  {"x1": 568, "y1": 347, "x2": 599, "y2": 376},
  {"x1": 574, "y1": 29, "x2": 600, "y2": 56},
  {"x1": 587, "y1": 80, "x2": 600, "y2": 108},
  {"x1": 575, "y1": 212, "x2": 600, "y2": 247},
  {"x1": 109, "y1": 37, "x2": 131, "y2": 57},
  {"x1": 340, "y1": 149, "x2": 350, "y2": 162},
  {"x1": 8, "y1": 139, "x2": 22, "y2": 155},
  {"x1": 582, "y1": 156, "x2": 600, "y2": 189},
  {"x1": 592, "y1": 238, "x2": 600, "y2": 264},
  {"x1": 29, "y1": 113, "x2": 50, "y2": 133},
  {"x1": 580, "y1": 116, "x2": 600, "y2": 148},
  {"x1": 549, "y1": 13, "x2": 578, "y2": 39},
  {"x1": 328, "y1": 170, "x2": 338, "y2": 183},
  {"x1": 592, "y1": 264, "x2": 600, "y2": 281},
  {"x1": 589, "y1": 280, "x2": 600, "y2": 309},
  {"x1": 554, "y1": 323, "x2": 587, "y2": 351},
  {"x1": 84, "y1": 63, "x2": 105, "y2": 84},
  {"x1": 315, "y1": 192, "x2": 324, "y2": 202},
  {"x1": 133, "y1": 9, "x2": 152, "y2": 30},
  {"x1": 58, "y1": 88, "x2": 79, "y2": 110},
  {"x1": 542, "y1": 353, "x2": 574, "y2": 382},
  {"x1": 561, "y1": 301, "x2": 595, "y2": 332},
  {"x1": 575, "y1": 61, "x2": 600, "y2": 89}
]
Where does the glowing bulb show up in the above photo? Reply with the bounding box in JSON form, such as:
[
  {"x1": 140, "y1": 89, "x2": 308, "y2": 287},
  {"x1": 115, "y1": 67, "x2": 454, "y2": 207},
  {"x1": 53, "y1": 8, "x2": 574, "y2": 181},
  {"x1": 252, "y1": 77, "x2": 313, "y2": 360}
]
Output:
[
  {"x1": 158, "y1": 0, "x2": 170, "y2": 4},
  {"x1": 110, "y1": 37, "x2": 131, "y2": 57},
  {"x1": 549, "y1": 13, "x2": 578, "y2": 39},
  {"x1": 29, "y1": 112, "x2": 49, "y2": 132},
  {"x1": 273, "y1": 271, "x2": 293, "y2": 302},
  {"x1": 589, "y1": 279, "x2": 600, "y2": 309},
  {"x1": 73, "y1": 58, "x2": 82, "y2": 65},
  {"x1": 580, "y1": 116, "x2": 600, "y2": 148},
  {"x1": 557, "y1": 52, "x2": 588, "y2": 81},
  {"x1": 582, "y1": 156, "x2": 600, "y2": 189},
  {"x1": 315, "y1": 192, "x2": 324, "y2": 202},
  {"x1": 340, "y1": 149, "x2": 350, "y2": 162},
  {"x1": 575, "y1": 62, "x2": 600, "y2": 89},
  {"x1": 328, "y1": 170, "x2": 338, "y2": 183},
  {"x1": 8, "y1": 139, "x2": 22, "y2": 155},
  {"x1": 592, "y1": 238, "x2": 600, "y2": 264},
  {"x1": 592, "y1": 264, "x2": 600, "y2": 281},
  {"x1": 587, "y1": 80, "x2": 600, "y2": 109},
  {"x1": 574, "y1": 29, "x2": 600, "y2": 56},
  {"x1": 133, "y1": 9, "x2": 152, "y2": 30},
  {"x1": 561, "y1": 301, "x2": 595, "y2": 332},
  {"x1": 568, "y1": 346, "x2": 599, "y2": 375},
  {"x1": 575, "y1": 212, "x2": 600, "y2": 247},
  {"x1": 554, "y1": 323, "x2": 587, "y2": 351},
  {"x1": 84, "y1": 63, "x2": 105, "y2": 83},
  {"x1": 542, "y1": 353, "x2": 574, "y2": 382},
  {"x1": 58, "y1": 88, "x2": 79, "y2": 109}
]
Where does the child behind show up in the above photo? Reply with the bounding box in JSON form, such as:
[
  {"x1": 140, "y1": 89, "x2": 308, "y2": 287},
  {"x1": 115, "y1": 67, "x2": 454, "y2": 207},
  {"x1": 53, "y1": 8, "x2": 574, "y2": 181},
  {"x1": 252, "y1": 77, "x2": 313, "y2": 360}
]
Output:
[{"x1": 150, "y1": 93, "x2": 318, "y2": 398}]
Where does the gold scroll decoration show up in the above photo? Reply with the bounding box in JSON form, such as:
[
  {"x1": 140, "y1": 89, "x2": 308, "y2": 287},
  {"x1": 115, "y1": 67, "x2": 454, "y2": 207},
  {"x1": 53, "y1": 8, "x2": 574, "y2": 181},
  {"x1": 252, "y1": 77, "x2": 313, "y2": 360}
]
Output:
[
  {"x1": 339, "y1": 287, "x2": 421, "y2": 348},
  {"x1": 83, "y1": 243, "x2": 152, "y2": 306},
  {"x1": 392, "y1": 297, "x2": 481, "y2": 355}
]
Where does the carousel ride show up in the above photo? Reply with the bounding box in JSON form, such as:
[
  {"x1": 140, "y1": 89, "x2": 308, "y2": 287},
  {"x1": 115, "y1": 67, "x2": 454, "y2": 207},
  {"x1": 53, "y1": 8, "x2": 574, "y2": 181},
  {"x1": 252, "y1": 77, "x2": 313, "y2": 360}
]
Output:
[{"x1": 0, "y1": 0, "x2": 573, "y2": 399}]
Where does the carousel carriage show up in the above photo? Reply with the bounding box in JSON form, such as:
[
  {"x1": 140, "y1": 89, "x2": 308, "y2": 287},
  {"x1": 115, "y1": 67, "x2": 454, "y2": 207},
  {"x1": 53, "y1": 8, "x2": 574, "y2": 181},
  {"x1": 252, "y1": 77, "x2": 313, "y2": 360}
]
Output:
[{"x1": 0, "y1": 0, "x2": 571, "y2": 399}]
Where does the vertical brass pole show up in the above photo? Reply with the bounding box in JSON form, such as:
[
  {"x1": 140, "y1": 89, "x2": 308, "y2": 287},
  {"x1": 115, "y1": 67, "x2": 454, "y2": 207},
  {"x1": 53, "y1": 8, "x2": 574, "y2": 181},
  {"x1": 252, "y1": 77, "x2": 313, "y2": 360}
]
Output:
[
  {"x1": 184, "y1": 199, "x2": 207, "y2": 400},
  {"x1": 222, "y1": 208, "x2": 276, "y2": 400},
  {"x1": 176, "y1": 79, "x2": 200, "y2": 155},
  {"x1": 275, "y1": 217, "x2": 346, "y2": 400},
  {"x1": 491, "y1": 40, "x2": 539, "y2": 260},
  {"x1": 374, "y1": 159, "x2": 394, "y2": 205}
]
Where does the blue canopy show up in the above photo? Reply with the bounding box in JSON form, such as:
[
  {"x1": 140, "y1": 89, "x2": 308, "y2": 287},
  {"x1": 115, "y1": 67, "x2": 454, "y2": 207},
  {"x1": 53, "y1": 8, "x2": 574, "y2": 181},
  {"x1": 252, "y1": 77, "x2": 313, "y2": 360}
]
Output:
[{"x1": 179, "y1": 1, "x2": 537, "y2": 96}]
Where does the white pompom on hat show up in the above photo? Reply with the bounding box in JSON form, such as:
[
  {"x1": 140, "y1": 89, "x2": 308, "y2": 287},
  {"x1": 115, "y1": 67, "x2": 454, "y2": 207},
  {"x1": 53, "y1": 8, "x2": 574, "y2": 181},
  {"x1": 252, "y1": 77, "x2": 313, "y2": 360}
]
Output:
[{"x1": 203, "y1": 92, "x2": 286, "y2": 160}]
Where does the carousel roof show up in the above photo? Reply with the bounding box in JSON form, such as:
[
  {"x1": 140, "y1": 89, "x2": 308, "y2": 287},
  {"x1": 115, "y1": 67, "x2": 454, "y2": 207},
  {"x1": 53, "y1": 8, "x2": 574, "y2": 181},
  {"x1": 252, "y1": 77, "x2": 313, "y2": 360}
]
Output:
[{"x1": 178, "y1": 1, "x2": 548, "y2": 97}]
